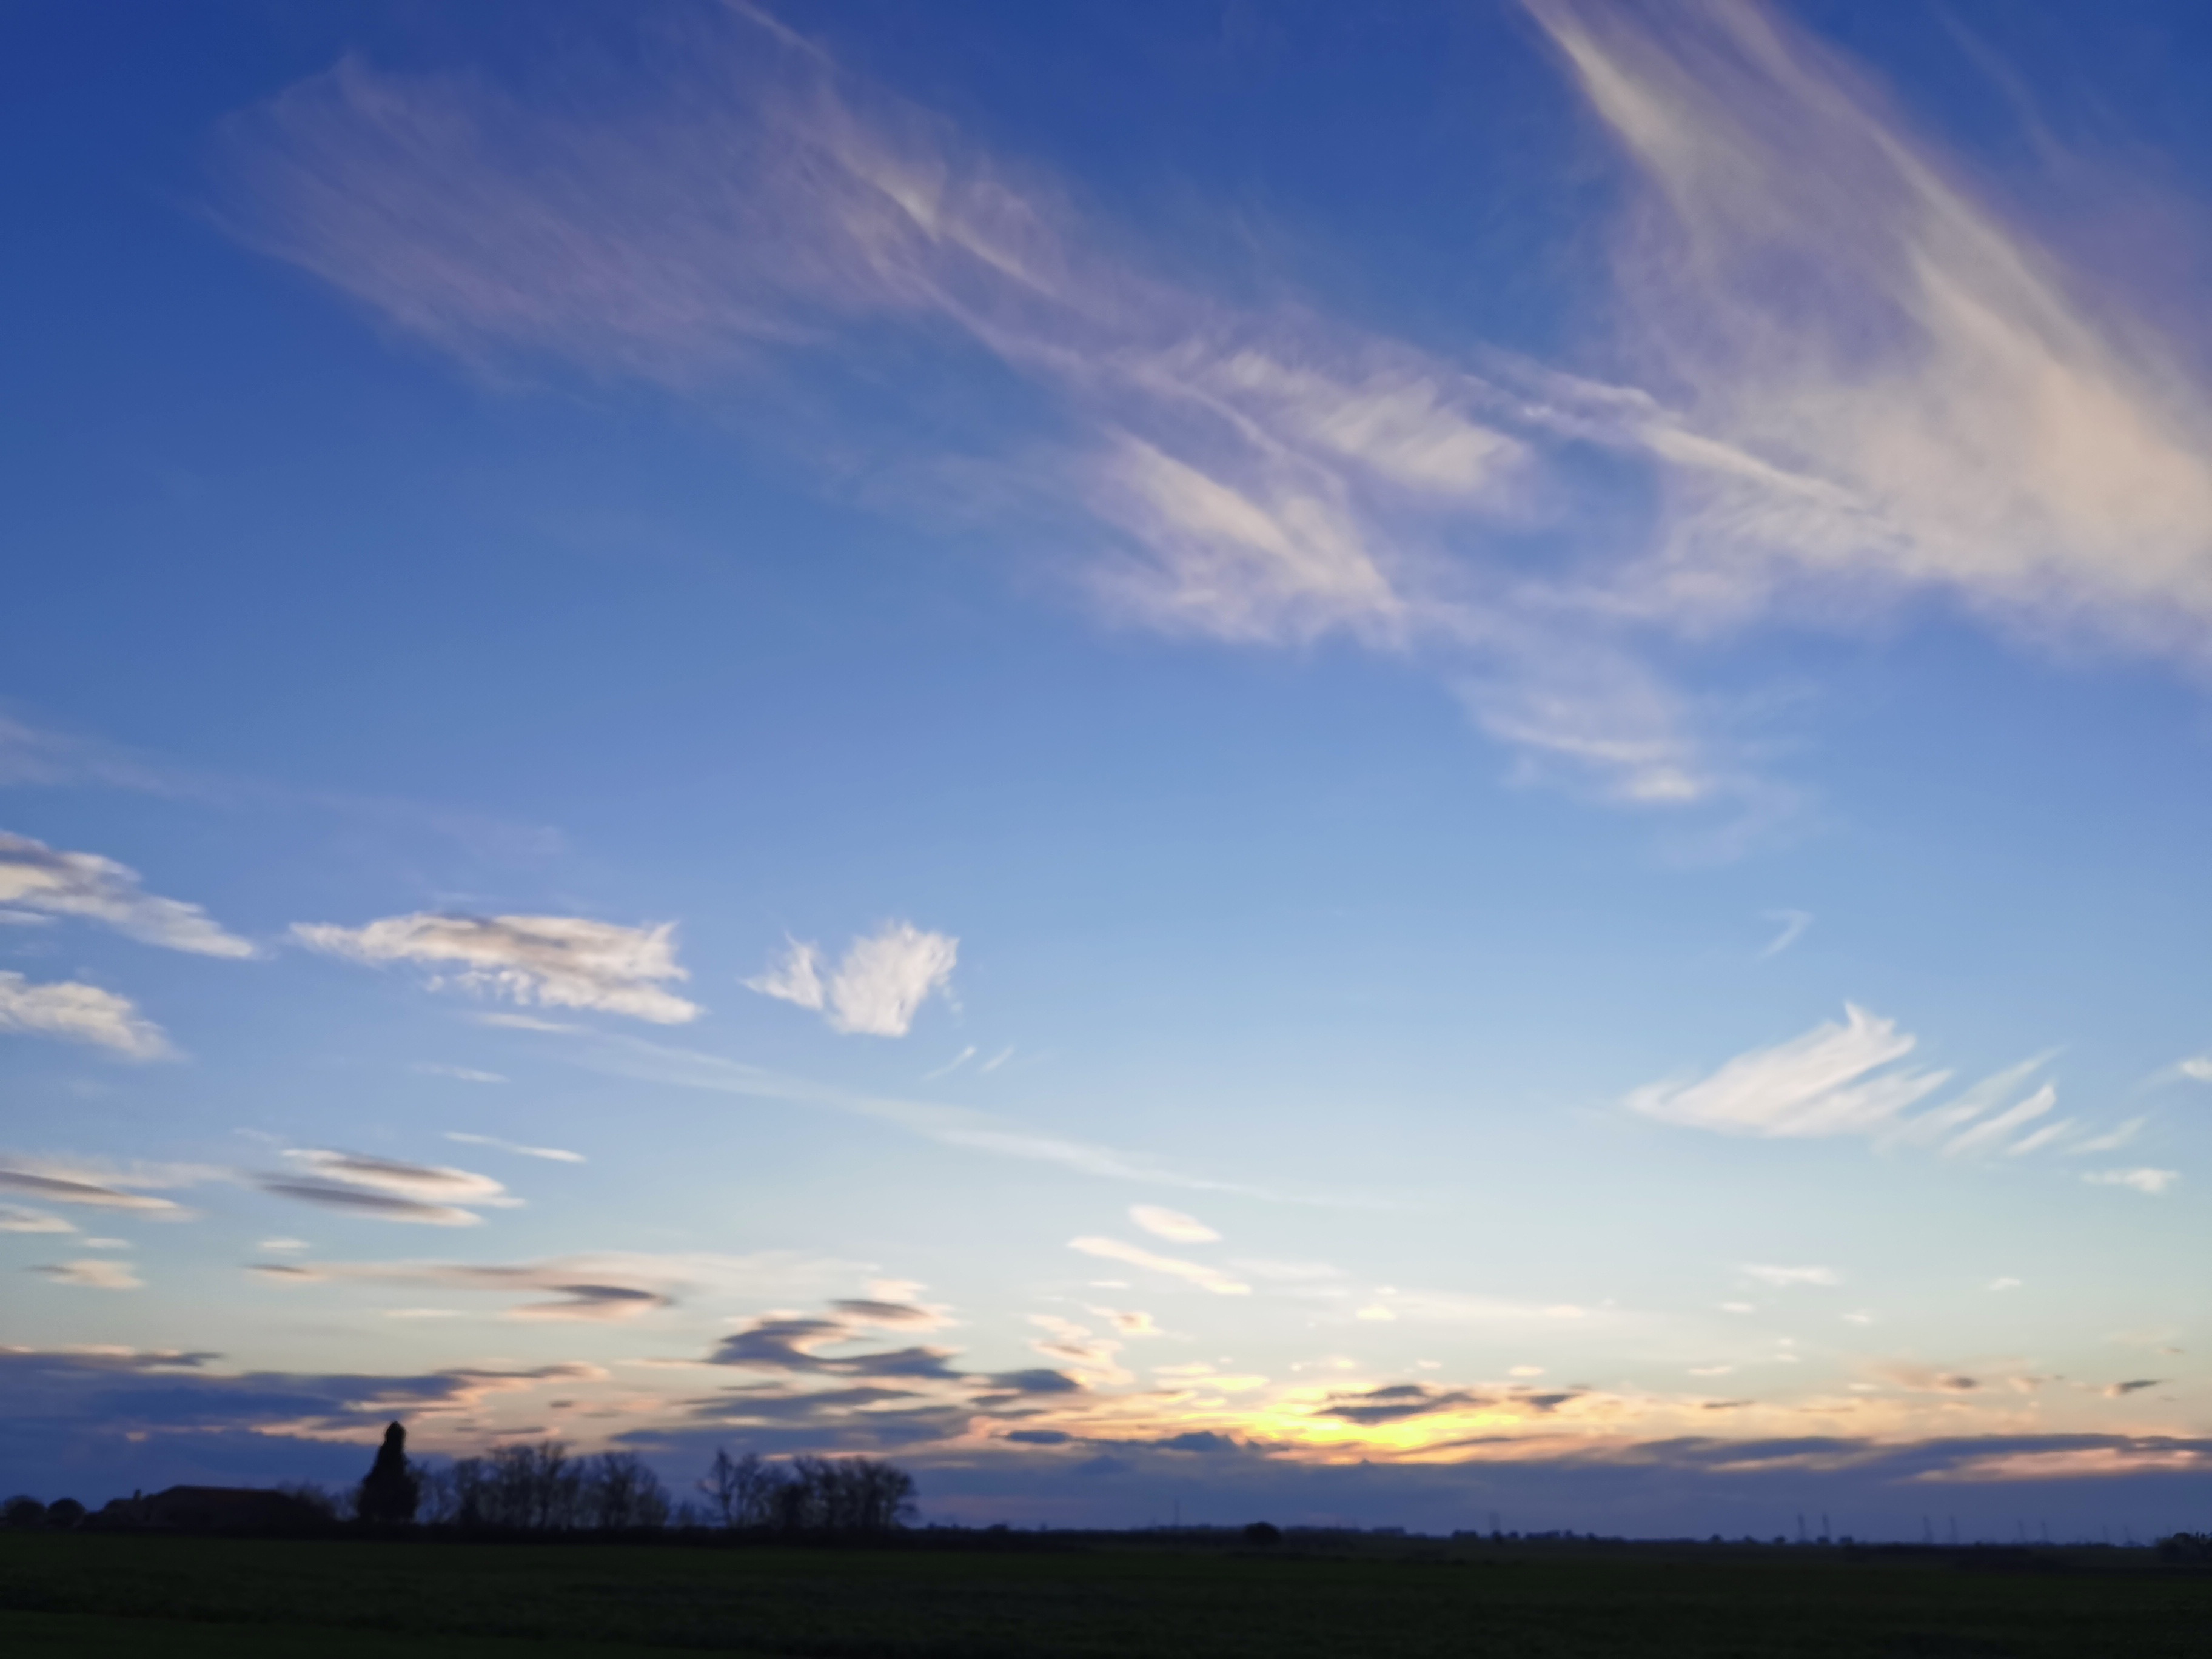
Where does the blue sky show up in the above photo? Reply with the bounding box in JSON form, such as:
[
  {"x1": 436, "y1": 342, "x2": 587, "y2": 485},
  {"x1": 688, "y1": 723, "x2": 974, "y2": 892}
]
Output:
[{"x1": 4, "y1": 0, "x2": 2210, "y2": 1534}]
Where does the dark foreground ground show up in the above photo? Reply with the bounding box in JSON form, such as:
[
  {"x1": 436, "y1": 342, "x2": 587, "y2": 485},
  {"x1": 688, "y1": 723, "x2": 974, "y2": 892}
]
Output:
[{"x1": 2, "y1": 1532, "x2": 2207, "y2": 1657}]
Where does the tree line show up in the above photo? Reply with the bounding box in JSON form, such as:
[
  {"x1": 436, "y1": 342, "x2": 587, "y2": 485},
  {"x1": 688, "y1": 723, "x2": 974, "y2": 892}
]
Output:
[{"x1": 341, "y1": 1423, "x2": 916, "y2": 1536}]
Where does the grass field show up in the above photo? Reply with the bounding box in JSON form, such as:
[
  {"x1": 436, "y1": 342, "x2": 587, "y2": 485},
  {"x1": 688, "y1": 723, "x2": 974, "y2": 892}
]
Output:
[{"x1": 2, "y1": 1532, "x2": 2207, "y2": 1657}]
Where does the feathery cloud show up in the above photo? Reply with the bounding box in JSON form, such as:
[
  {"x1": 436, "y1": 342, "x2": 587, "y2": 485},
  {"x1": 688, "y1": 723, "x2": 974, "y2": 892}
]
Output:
[
  {"x1": 0, "y1": 972, "x2": 172, "y2": 1059},
  {"x1": 1628, "y1": 1006, "x2": 2126, "y2": 1166},
  {"x1": 1129, "y1": 1204, "x2": 1221, "y2": 1244},
  {"x1": 0, "y1": 831, "x2": 253, "y2": 957},
  {"x1": 212, "y1": 3, "x2": 2212, "y2": 835},
  {"x1": 747, "y1": 922, "x2": 957, "y2": 1037},
  {"x1": 295, "y1": 913, "x2": 698, "y2": 1024}
]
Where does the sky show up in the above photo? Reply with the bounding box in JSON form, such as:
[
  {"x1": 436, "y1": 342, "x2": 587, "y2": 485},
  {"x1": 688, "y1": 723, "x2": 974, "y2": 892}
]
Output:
[{"x1": 3, "y1": 0, "x2": 2210, "y2": 1538}]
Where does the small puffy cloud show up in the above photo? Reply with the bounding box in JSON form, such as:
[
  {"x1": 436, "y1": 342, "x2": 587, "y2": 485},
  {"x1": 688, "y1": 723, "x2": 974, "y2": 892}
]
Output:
[
  {"x1": 1130, "y1": 1204, "x2": 1220, "y2": 1244},
  {"x1": 445, "y1": 1132, "x2": 585, "y2": 1164},
  {"x1": 0, "y1": 831, "x2": 253, "y2": 957},
  {"x1": 0, "y1": 973, "x2": 172, "y2": 1059},
  {"x1": 2083, "y1": 1168, "x2": 2179, "y2": 1196},
  {"x1": 2178, "y1": 1057, "x2": 2212, "y2": 1083},
  {"x1": 1741, "y1": 1264, "x2": 1840, "y2": 1289},
  {"x1": 746, "y1": 922, "x2": 957, "y2": 1037},
  {"x1": 2105, "y1": 1379, "x2": 2163, "y2": 1398},
  {"x1": 254, "y1": 1180, "x2": 484, "y2": 1227},
  {"x1": 0, "y1": 1205, "x2": 74, "y2": 1233},
  {"x1": 33, "y1": 1258, "x2": 143, "y2": 1290},
  {"x1": 1068, "y1": 1236, "x2": 1250, "y2": 1296},
  {"x1": 294, "y1": 913, "x2": 698, "y2": 1024}
]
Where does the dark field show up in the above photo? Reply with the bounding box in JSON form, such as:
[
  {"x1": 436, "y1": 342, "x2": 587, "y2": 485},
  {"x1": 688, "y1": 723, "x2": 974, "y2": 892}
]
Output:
[{"x1": 2, "y1": 1533, "x2": 2207, "y2": 1657}]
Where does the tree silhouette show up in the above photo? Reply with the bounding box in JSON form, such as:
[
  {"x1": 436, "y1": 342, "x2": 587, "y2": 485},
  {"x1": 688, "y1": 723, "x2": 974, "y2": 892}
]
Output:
[{"x1": 358, "y1": 1421, "x2": 421, "y2": 1524}]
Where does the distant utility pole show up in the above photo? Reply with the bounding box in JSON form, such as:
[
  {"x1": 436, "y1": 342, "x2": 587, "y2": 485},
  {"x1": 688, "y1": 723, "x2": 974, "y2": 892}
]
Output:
[
  {"x1": 1820, "y1": 1513, "x2": 1830, "y2": 1543},
  {"x1": 1797, "y1": 1513, "x2": 1807, "y2": 1544}
]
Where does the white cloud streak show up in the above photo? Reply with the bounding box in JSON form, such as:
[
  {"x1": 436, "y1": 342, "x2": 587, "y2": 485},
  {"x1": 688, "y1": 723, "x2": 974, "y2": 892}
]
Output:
[
  {"x1": 0, "y1": 973, "x2": 172, "y2": 1059},
  {"x1": 444, "y1": 1132, "x2": 585, "y2": 1164},
  {"x1": 746, "y1": 922, "x2": 957, "y2": 1037},
  {"x1": 1068, "y1": 1236, "x2": 1250, "y2": 1296},
  {"x1": 295, "y1": 913, "x2": 698, "y2": 1024},
  {"x1": 0, "y1": 1205, "x2": 75, "y2": 1233},
  {"x1": 32, "y1": 1258, "x2": 143, "y2": 1290},
  {"x1": 2082, "y1": 1168, "x2": 2179, "y2": 1196},
  {"x1": 1757, "y1": 909, "x2": 1812, "y2": 959},
  {"x1": 1129, "y1": 1204, "x2": 1221, "y2": 1244},
  {"x1": 0, "y1": 831, "x2": 254, "y2": 957},
  {"x1": 1741, "y1": 1264, "x2": 1840, "y2": 1289},
  {"x1": 569, "y1": 1034, "x2": 1298, "y2": 1199}
]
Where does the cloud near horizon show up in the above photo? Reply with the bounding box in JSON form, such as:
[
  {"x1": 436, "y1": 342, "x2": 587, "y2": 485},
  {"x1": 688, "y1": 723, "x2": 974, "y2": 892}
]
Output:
[
  {"x1": 746, "y1": 923, "x2": 957, "y2": 1037},
  {"x1": 294, "y1": 913, "x2": 699, "y2": 1024}
]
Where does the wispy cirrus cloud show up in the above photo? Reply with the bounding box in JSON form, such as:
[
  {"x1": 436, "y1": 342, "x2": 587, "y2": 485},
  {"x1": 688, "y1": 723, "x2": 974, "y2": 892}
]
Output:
[
  {"x1": 207, "y1": 3, "x2": 2212, "y2": 834},
  {"x1": 746, "y1": 922, "x2": 957, "y2": 1038},
  {"x1": 0, "y1": 972, "x2": 173, "y2": 1059},
  {"x1": 0, "y1": 831, "x2": 253, "y2": 956},
  {"x1": 569, "y1": 1034, "x2": 1302, "y2": 1199},
  {"x1": 1627, "y1": 1005, "x2": 2121, "y2": 1165},
  {"x1": 444, "y1": 1131, "x2": 584, "y2": 1164},
  {"x1": 295, "y1": 913, "x2": 699, "y2": 1024}
]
